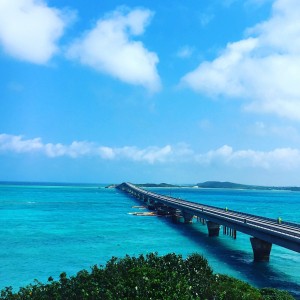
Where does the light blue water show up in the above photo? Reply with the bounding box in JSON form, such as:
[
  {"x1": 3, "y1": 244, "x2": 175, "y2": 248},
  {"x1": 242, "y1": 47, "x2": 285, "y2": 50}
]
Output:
[{"x1": 0, "y1": 183, "x2": 299, "y2": 298}]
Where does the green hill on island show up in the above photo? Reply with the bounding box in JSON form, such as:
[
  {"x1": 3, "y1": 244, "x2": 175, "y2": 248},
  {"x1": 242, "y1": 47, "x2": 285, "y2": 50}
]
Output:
[{"x1": 196, "y1": 181, "x2": 300, "y2": 191}]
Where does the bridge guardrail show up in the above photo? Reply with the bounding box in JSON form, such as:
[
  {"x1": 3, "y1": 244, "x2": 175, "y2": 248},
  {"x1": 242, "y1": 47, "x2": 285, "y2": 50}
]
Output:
[
  {"x1": 124, "y1": 183, "x2": 300, "y2": 229},
  {"x1": 141, "y1": 186, "x2": 300, "y2": 228}
]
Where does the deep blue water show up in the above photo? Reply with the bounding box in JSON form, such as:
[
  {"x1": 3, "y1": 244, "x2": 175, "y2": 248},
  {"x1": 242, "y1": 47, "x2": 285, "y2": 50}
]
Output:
[{"x1": 0, "y1": 183, "x2": 299, "y2": 298}]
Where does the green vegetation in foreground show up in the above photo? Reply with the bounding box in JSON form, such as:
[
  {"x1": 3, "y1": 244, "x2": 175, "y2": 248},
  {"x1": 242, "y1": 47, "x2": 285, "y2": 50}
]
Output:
[{"x1": 1, "y1": 253, "x2": 294, "y2": 300}]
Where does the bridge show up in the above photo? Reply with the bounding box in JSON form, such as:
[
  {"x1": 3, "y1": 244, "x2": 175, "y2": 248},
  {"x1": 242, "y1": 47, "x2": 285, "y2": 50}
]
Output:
[{"x1": 117, "y1": 182, "x2": 300, "y2": 262}]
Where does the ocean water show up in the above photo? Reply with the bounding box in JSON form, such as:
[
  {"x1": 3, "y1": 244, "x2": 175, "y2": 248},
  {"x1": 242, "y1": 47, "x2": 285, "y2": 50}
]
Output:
[{"x1": 0, "y1": 182, "x2": 299, "y2": 298}]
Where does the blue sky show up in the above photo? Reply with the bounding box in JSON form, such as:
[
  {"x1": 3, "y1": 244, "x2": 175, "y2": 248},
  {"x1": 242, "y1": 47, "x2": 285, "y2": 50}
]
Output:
[{"x1": 1, "y1": 0, "x2": 300, "y2": 185}]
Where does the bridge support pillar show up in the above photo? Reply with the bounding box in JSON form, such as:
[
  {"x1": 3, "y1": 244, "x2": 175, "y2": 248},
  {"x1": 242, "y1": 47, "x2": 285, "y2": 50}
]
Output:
[
  {"x1": 207, "y1": 221, "x2": 220, "y2": 237},
  {"x1": 172, "y1": 214, "x2": 181, "y2": 223},
  {"x1": 182, "y1": 212, "x2": 194, "y2": 223},
  {"x1": 250, "y1": 237, "x2": 272, "y2": 262},
  {"x1": 148, "y1": 204, "x2": 155, "y2": 210}
]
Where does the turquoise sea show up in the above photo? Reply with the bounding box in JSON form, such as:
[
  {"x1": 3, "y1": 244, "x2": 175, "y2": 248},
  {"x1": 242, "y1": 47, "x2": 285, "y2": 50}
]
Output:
[{"x1": 0, "y1": 182, "x2": 300, "y2": 298}]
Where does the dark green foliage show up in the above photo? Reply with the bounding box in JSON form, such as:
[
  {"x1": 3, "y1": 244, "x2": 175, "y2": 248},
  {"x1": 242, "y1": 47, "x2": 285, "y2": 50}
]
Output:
[
  {"x1": 260, "y1": 288, "x2": 295, "y2": 300},
  {"x1": 213, "y1": 274, "x2": 262, "y2": 300},
  {"x1": 0, "y1": 253, "x2": 295, "y2": 300}
]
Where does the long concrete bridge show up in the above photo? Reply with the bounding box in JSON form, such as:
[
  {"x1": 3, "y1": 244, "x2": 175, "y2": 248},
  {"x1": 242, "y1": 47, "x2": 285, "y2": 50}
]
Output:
[{"x1": 117, "y1": 182, "x2": 300, "y2": 262}]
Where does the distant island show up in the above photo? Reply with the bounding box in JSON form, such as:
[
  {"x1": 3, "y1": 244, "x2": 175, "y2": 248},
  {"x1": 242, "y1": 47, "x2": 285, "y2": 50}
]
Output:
[
  {"x1": 111, "y1": 181, "x2": 300, "y2": 191},
  {"x1": 196, "y1": 181, "x2": 300, "y2": 191}
]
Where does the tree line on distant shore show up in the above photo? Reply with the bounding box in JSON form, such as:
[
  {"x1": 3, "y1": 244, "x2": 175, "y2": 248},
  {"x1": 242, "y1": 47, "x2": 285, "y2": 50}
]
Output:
[
  {"x1": 0, "y1": 253, "x2": 295, "y2": 300},
  {"x1": 196, "y1": 181, "x2": 300, "y2": 191},
  {"x1": 121, "y1": 181, "x2": 300, "y2": 191}
]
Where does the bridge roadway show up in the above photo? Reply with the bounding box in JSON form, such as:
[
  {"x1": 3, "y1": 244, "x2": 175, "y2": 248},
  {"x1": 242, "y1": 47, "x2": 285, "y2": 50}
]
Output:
[{"x1": 117, "y1": 182, "x2": 300, "y2": 262}]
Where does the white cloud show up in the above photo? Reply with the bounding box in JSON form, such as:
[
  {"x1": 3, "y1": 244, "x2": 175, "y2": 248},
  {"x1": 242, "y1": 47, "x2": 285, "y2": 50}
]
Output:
[
  {"x1": 97, "y1": 144, "x2": 190, "y2": 163},
  {"x1": 2, "y1": 133, "x2": 300, "y2": 170},
  {"x1": 0, "y1": 134, "x2": 175, "y2": 163},
  {"x1": 177, "y1": 46, "x2": 194, "y2": 59},
  {"x1": 44, "y1": 141, "x2": 92, "y2": 158},
  {"x1": 67, "y1": 7, "x2": 161, "y2": 92},
  {"x1": 97, "y1": 146, "x2": 116, "y2": 160},
  {"x1": 95, "y1": 141, "x2": 300, "y2": 172},
  {"x1": 0, "y1": 0, "x2": 71, "y2": 64},
  {"x1": 117, "y1": 145, "x2": 172, "y2": 163},
  {"x1": 196, "y1": 145, "x2": 300, "y2": 170},
  {"x1": 0, "y1": 134, "x2": 43, "y2": 152},
  {"x1": 181, "y1": 0, "x2": 300, "y2": 120},
  {"x1": 0, "y1": 134, "x2": 93, "y2": 158}
]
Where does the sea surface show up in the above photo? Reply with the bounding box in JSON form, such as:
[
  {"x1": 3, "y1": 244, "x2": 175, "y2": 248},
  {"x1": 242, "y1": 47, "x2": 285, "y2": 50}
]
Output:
[{"x1": 0, "y1": 182, "x2": 300, "y2": 298}]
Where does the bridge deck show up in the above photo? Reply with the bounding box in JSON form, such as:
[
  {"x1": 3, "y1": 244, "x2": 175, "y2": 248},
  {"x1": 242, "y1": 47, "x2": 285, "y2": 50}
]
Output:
[{"x1": 118, "y1": 182, "x2": 300, "y2": 254}]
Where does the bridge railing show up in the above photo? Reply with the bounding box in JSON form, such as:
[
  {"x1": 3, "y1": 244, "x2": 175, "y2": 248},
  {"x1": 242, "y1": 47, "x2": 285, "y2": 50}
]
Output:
[
  {"x1": 123, "y1": 183, "x2": 300, "y2": 229},
  {"x1": 156, "y1": 190, "x2": 300, "y2": 228}
]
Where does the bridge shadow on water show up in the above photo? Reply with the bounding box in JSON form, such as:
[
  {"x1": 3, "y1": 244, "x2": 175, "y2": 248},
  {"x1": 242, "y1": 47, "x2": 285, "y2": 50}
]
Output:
[{"x1": 158, "y1": 216, "x2": 300, "y2": 299}]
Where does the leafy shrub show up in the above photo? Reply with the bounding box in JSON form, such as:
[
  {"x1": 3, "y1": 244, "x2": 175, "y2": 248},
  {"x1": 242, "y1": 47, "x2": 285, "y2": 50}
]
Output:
[
  {"x1": 0, "y1": 253, "x2": 295, "y2": 300},
  {"x1": 260, "y1": 288, "x2": 295, "y2": 300},
  {"x1": 213, "y1": 274, "x2": 262, "y2": 300}
]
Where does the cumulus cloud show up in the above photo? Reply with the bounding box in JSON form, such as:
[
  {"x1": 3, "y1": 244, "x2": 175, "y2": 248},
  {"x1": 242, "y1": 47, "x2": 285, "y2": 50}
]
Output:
[
  {"x1": 44, "y1": 141, "x2": 93, "y2": 158},
  {"x1": 181, "y1": 0, "x2": 300, "y2": 120},
  {"x1": 0, "y1": 134, "x2": 43, "y2": 152},
  {"x1": 96, "y1": 145, "x2": 173, "y2": 163},
  {"x1": 0, "y1": 134, "x2": 175, "y2": 163},
  {"x1": 2, "y1": 134, "x2": 300, "y2": 171},
  {"x1": 0, "y1": 134, "x2": 93, "y2": 158},
  {"x1": 0, "y1": 0, "x2": 71, "y2": 64},
  {"x1": 196, "y1": 145, "x2": 300, "y2": 170},
  {"x1": 67, "y1": 7, "x2": 161, "y2": 92}
]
